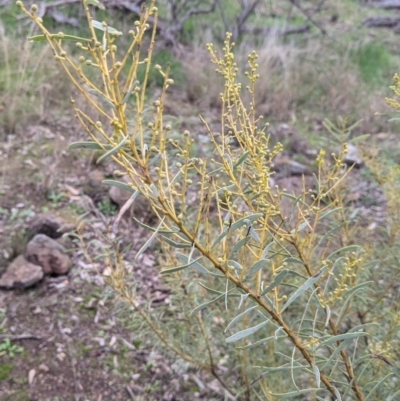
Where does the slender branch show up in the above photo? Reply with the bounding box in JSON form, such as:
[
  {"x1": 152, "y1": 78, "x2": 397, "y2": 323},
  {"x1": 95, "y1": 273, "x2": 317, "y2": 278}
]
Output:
[
  {"x1": 369, "y1": 0, "x2": 400, "y2": 9},
  {"x1": 0, "y1": 334, "x2": 41, "y2": 340},
  {"x1": 174, "y1": 0, "x2": 218, "y2": 32},
  {"x1": 233, "y1": 0, "x2": 262, "y2": 40},
  {"x1": 241, "y1": 24, "x2": 310, "y2": 37},
  {"x1": 216, "y1": 0, "x2": 230, "y2": 33},
  {"x1": 291, "y1": 239, "x2": 365, "y2": 401},
  {"x1": 288, "y1": 0, "x2": 327, "y2": 35},
  {"x1": 159, "y1": 201, "x2": 341, "y2": 400}
]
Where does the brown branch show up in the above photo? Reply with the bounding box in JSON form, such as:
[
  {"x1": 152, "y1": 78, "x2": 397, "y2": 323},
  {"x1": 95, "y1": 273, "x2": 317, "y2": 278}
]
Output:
[
  {"x1": 370, "y1": 0, "x2": 400, "y2": 9},
  {"x1": 241, "y1": 24, "x2": 311, "y2": 37},
  {"x1": 48, "y1": 9, "x2": 80, "y2": 28},
  {"x1": 174, "y1": 0, "x2": 218, "y2": 32},
  {"x1": 363, "y1": 16, "x2": 400, "y2": 28},
  {"x1": 289, "y1": 0, "x2": 327, "y2": 35},
  {"x1": 216, "y1": 0, "x2": 230, "y2": 33},
  {"x1": 233, "y1": 0, "x2": 262, "y2": 40},
  {"x1": 160, "y1": 201, "x2": 356, "y2": 400},
  {"x1": 0, "y1": 334, "x2": 42, "y2": 340}
]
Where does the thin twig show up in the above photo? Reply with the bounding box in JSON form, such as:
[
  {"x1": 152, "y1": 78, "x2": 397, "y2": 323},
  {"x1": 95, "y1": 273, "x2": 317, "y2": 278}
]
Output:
[
  {"x1": 289, "y1": 0, "x2": 327, "y2": 35},
  {"x1": 57, "y1": 320, "x2": 80, "y2": 396},
  {"x1": 174, "y1": 0, "x2": 218, "y2": 32},
  {"x1": 216, "y1": 0, "x2": 230, "y2": 35},
  {"x1": 126, "y1": 385, "x2": 135, "y2": 400},
  {"x1": 0, "y1": 334, "x2": 42, "y2": 340},
  {"x1": 241, "y1": 24, "x2": 310, "y2": 37},
  {"x1": 112, "y1": 193, "x2": 136, "y2": 234},
  {"x1": 233, "y1": 0, "x2": 262, "y2": 40}
]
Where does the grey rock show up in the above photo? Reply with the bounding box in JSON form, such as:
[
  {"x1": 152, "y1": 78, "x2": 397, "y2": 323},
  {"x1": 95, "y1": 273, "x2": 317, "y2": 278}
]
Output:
[
  {"x1": 273, "y1": 175, "x2": 316, "y2": 229},
  {"x1": 273, "y1": 155, "x2": 309, "y2": 177},
  {"x1": 108, "y1": 176, "x2": 150, "y2": 215},
  {"x1": 0, "y1": 255, "x2": 44, "y2": 289},
  {"x1": 344, "y1": 144, "x2": 363, "y2": 167},
  {"x1": 109, "y1": 185, "x2": 130, "y2": 208},
  {"x1": 25, "y1": 234, "x2": 71, "y2": 275},
  {"x1": 84, "y1": 169, "x2": 107, "y2": 200},
  {"x1": 273, "y1": 123, "x2": 309, "y2": 155},
  {"x1": 275, "y1": 175, "x2": 315, "y2": 196},
  {"x1": 28, "y1": 212, "x2": 75, "y2": 239}
]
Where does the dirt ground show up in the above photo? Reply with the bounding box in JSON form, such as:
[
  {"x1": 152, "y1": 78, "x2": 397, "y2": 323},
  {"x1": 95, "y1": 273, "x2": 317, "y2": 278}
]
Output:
[
  {"x1": 0, "y1": 111, "x2": 231, "y2": 401},
  {"x1": 0, "y1": 98, "x2": 391, "y2": 400}
]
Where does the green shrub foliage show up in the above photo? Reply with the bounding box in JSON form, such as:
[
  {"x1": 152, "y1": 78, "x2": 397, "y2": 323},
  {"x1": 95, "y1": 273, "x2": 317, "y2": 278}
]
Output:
[{"x1": 18, "y1": 0, "x2": 400, "y2": 399}]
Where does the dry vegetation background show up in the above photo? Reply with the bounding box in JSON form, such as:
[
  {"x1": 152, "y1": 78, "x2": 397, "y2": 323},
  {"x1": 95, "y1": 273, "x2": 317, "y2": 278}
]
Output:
[{"x1": 1, "y1": 0, "x2": 400, "y2": 400}]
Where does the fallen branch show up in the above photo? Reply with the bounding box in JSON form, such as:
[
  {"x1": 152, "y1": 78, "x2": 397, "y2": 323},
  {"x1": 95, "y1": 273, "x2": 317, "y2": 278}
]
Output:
[
  {"x1": 0, "y1": 334, "x2": 42, "y2": 340},
  {"x1": 126, "y1": 385, "x2": 135, "y2": 400},
  {"x1": 48, "y1": 9, "x2": 80, "y2": 28},
  {"x1": 370, "y1": 0, "x2": 400, "y2": 9},
  {"x1": 241, "y1": 24, "x2": 311, "y2": 37},
  {"x1": 289, "y1": 0, "x2": 327, "y2": 35},
  {"x1": 363, "y1": 16, "x2": 400, "y2": 28},
  {"x1": 173, "y1": 0, "x2": 218, "y2": 33},
  {"x1": 233, "y1": 0, "x2": 262, "y2": 40}
]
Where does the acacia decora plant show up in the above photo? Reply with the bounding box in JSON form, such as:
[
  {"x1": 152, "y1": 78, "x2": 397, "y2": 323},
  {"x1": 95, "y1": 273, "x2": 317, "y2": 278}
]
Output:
[{"x1": 18, "y1": 0, "x2": 399, "y2": 399}]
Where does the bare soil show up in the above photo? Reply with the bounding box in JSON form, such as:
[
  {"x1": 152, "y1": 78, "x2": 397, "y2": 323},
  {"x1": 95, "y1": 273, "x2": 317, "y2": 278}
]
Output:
[
  {"x1": 0, "y1": 102, "x2": 389, "y2": 401},
  {"x1": 0, "y1": 115, "x2": 224, "y2": 401}
]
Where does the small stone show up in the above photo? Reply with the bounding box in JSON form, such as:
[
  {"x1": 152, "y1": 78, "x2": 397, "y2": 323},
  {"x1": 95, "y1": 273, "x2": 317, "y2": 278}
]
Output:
[
  {"x1": 56, "y1": 352, "x2": 66, "y2": 362},
  {"x1": 38, "y1": 364, "x2": 49, "y2": 373},
  {"x1": 131, "y1": 373, "x2": 140, "y2": 381},
  {"x1": 25, "y1": 234, "x2": 72, "y2": 275},
  {"x1": 28, "y1": 212, "x2": 75, "y2": 239},
  {"x1": 109, "y1": 335, "x2": 117, "y2": 347},
  {"x1": 344, "y1": 144, "x2": 363, "y2": 167},
  {"x1": 273, "y1": 155, "x2": 309, "y2": 176},
  {"x1": 94, "y1": 337, "x2": 105, "y2": 347},
  {"x1": 32, "y1": 306, "x2": 42, "y2": 314},
  {"x1": 109, "y1": 185, "x2": 130, "y2": 208},
  {"x1": 108, "y1": 175, "x2": 149, "y2": 214},
  {"x1": 0, "y1": 255, "x2": 44, "y2": 289},
  {"x1": 28, "y1": 369, "x2": 36, "y2": 385},
  {"x1": 84, "y1": 169, "x2": 107, "y2": 201}
]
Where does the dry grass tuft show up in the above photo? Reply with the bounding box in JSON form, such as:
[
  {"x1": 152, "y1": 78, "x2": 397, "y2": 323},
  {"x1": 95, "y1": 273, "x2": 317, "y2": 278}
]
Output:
[
  {"x1": 182, "y1": 33, "x2": 393, "y2": 137},
  {"x1": 0, "y1": 23, "x2": 70, "y2": 136}
]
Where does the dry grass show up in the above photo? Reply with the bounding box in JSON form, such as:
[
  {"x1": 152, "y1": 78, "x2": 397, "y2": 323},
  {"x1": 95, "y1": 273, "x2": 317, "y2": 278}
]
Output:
[
  {"x1": 0, "y1": 23, "x2": 71, "y2": 137},
  {"x1": 181, "y1": 31, "x2": 394, "y2": 140}
]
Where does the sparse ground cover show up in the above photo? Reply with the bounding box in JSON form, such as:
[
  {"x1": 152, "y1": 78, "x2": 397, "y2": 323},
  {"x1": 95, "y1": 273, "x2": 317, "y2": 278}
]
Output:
[
  {"x1": 0, "y1": 108, "x2": 230, "y2": 400},
  {"x1": 1, "y1": 0, "x2": 400, "y2": 400}
]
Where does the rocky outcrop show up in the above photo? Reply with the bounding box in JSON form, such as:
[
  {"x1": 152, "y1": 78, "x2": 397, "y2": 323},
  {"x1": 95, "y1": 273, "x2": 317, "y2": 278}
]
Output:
[
  {"x1": 25, "y1": 234, "x2": 72, "y2": 275},
  {"x1": 108, "y1": 176, "x2": 150, "y2": 216},
  {"x1": 84, "y1": 169, "x2": 108, "y2": 201},
  {"x1": 0, "y1": 255, "x2": 44, "y2": 289},
  {"x1": 28, "y1": 212, "x2": 75, "y2": 239}
]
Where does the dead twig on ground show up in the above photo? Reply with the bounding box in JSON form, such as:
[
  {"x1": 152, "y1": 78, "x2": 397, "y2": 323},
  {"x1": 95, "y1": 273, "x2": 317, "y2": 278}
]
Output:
[
  {"x1": 0, "y1": 334, "x2": 42, "y2": 340},
  {"x1": 241, "y1": 24, "x2": 310, "y2": 37},
  {"x1": 363, "y1": 16, "x2": 400, "y2": 29},
  {"x1": 370, "y1": 0, "x2": 400, "y2": 9},
  {"x1": 289, "y1": 0, "x2": 327, "y2": 35}
]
